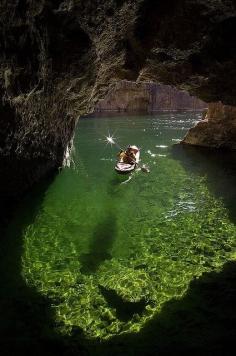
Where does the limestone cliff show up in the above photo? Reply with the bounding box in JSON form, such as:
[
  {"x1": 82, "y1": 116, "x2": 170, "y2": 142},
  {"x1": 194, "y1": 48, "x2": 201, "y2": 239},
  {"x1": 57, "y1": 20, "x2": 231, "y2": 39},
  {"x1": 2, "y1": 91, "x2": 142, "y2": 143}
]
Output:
[
  {"x1": 0, "y1": 0, "x2": 236, "y2": 197},
  {"x1": 95, "y1": 81, "x2": 206, "y2": 112}
]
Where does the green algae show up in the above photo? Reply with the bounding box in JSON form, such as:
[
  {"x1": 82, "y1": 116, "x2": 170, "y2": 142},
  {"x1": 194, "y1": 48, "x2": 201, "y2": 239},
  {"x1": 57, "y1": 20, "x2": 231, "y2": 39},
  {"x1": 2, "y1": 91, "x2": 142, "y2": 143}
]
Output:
[{"x1": 21, "y1": 113, "x2": 236, "y2": 340}]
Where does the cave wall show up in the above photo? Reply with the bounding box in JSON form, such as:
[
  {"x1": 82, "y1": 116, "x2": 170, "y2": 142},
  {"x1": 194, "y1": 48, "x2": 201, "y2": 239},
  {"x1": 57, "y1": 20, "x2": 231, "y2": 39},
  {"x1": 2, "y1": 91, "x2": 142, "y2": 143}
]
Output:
[
  {"x1": 1, "y1": 0, "x2": 236, "y2": 197},
  {"x1": 95, "y1": 80, "x2": 206, "y2": 112}
]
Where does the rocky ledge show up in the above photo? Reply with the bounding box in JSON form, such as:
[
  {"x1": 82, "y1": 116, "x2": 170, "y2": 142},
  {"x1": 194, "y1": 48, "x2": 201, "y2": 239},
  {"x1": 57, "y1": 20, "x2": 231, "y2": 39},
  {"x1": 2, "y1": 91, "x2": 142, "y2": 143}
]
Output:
[{"x1": 183, "y1": 102, "x2": 236, "y2": 149}]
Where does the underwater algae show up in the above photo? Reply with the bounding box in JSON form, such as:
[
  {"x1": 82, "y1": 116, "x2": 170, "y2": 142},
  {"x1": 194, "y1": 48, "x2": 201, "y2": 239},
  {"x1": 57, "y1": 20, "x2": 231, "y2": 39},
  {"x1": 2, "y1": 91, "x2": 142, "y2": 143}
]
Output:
[{"x1": 21, "y1": 114, "x2": 236, "y2": 340}]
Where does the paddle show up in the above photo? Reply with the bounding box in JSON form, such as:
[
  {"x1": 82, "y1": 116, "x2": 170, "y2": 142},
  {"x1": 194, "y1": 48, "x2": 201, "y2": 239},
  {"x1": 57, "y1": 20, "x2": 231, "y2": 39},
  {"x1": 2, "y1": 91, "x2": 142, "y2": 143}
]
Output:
[
  {"x1": 105, "y1": 136, "x2": 150, "y2": 173},
  {"x1": 135, "y1": 161, "x2": 150, "y2": 173}
]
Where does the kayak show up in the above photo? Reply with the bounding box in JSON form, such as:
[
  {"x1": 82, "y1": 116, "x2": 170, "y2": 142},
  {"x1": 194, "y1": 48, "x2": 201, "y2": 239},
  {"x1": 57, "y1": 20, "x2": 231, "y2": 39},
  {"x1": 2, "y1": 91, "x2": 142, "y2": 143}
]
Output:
[{"x1": 115, "y1": 146, "x2": 140, "y2": 174}]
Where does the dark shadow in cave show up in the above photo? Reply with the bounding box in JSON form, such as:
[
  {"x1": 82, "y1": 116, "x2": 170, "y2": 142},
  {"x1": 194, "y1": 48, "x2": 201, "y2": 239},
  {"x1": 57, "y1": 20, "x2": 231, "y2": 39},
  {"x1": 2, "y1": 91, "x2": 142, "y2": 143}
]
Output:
[
  {"x1": 0, "y1": 173, "x2": 86, "y2": 356},
  {"x1": 171, "y1": 144, "x2": 236, "y2": 224},
  {"x1": 79, "y1": 213, "x2": 117, "y2": 274},
  {"x1": 87, "y1": 261, "x2": 236, "y2": 356},
  {"x1": 99, "y1": 285, "x2": 147, "y2": 322},
  {"x1": 0, "y1": 97, "x2": 61, "y2": 206}
]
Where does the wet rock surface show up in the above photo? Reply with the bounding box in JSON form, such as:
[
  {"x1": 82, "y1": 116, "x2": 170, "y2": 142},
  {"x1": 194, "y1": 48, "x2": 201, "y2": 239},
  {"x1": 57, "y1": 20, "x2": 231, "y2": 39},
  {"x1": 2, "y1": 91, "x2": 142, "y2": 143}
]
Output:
[{"x1": 0, "y1": 0, "x2": 236, "y2": 197}]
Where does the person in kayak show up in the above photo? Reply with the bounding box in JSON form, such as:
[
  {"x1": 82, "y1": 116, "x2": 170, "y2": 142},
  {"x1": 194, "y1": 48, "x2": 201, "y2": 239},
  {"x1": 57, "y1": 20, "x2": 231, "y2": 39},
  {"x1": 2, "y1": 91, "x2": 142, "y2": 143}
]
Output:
[{"x1": 117, "y1": 145, "x2": 137, "y2": 164}]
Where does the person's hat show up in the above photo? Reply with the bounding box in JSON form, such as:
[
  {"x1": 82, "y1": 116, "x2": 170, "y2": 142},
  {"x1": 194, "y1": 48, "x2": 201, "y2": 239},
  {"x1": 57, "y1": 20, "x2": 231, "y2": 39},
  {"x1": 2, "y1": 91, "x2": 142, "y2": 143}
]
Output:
[{"x1": 129, "y1": 145, "x2": 139, "y2": 152}]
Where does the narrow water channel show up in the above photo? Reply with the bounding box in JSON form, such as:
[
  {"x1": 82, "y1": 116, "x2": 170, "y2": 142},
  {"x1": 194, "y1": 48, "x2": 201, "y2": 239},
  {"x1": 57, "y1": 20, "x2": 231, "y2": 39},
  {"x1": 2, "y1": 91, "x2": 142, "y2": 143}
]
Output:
[{"x1": 1, "y1": 112, "x2": 236, "y2": 353}]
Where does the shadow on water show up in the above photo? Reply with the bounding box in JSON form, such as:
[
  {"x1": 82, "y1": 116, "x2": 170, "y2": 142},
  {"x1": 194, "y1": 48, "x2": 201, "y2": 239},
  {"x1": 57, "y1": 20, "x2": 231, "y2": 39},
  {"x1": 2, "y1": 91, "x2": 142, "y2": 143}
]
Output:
[
  {"x1": 80, "y1": 213, "x2": 117, "y2": 274},
  {"x1": 99, "y1": 285, "x2": 147, "y2": 322},
  {"x1": 172, "y1": 145, "x2": 236, "y2": 223},
  {"x1": 89, "y1": 261, "x2": 236, "y2": 356},
  {"x1": 106, "y1": 174, "x2": 130, "y2": 197},
  {"x1": 80, "y1": 173, "x2": 126, "y2": 274}
]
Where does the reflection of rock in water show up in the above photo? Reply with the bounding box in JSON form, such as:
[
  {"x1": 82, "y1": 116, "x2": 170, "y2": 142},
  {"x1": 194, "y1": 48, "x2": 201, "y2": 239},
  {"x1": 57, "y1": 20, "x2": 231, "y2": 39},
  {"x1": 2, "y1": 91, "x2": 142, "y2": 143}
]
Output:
[
  {"x1": 99, "y1": 285, "x2": 147, "y2": 321},
  {"x1": 80, "y1": 214, "x2": 117, "y2": 274}
]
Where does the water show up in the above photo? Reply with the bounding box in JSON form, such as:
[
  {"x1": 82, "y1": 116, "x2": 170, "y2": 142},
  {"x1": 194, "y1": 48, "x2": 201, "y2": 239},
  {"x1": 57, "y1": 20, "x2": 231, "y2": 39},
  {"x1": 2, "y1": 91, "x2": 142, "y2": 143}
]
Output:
[{"x1": 2, "y1": 112, "x2": 236, "y2": 352}]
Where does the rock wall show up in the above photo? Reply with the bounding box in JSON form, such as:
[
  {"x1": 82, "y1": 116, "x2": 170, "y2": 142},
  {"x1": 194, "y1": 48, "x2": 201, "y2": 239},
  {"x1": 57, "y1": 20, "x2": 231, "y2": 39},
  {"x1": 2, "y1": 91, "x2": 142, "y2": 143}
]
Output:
[
  {"x1": 183, "y1": 102, "x2": 236, "y2": 149},
  {"x1": 95, "y1": 81, "x2": 206, "y2": 112},
  {"x1": 1, "y1": 0, "x2": 236, "y2": 197},
  {"x1": 95, "y1": 81, "x2": 150, "y2": 112}
]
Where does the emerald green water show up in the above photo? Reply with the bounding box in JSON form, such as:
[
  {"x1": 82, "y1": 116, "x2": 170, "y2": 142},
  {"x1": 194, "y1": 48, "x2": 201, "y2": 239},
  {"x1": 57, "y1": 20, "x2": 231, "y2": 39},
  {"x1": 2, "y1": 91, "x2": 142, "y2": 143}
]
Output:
[{"x1": 7, "y1": 113, "x2": 236, "y2": 345}]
